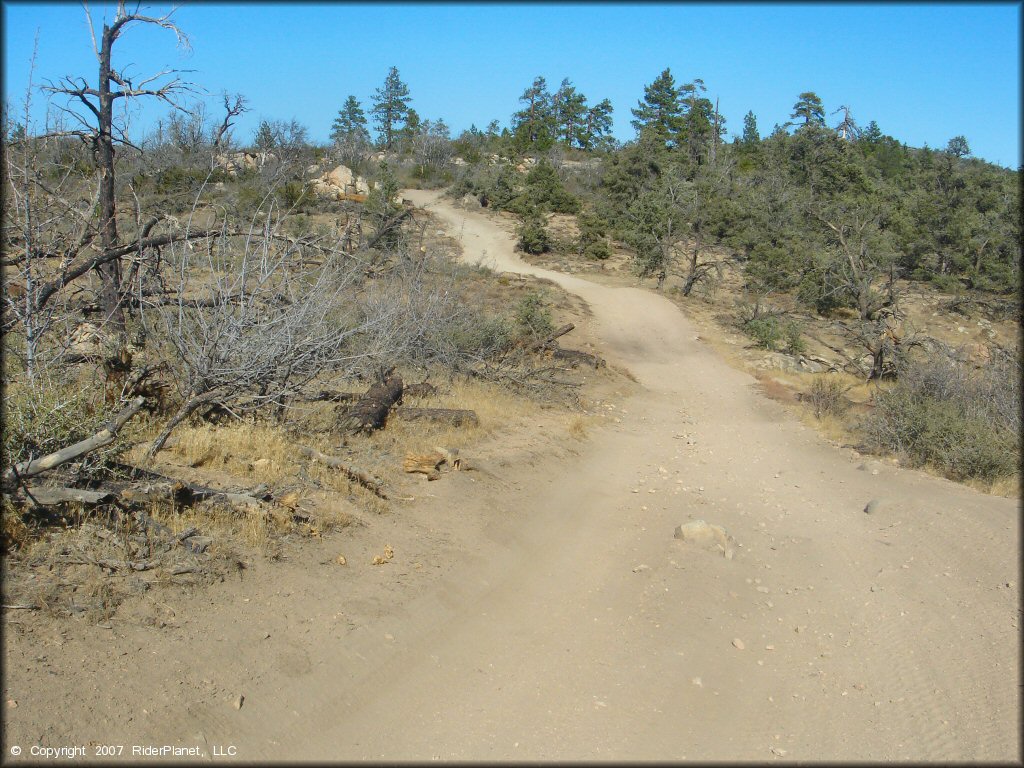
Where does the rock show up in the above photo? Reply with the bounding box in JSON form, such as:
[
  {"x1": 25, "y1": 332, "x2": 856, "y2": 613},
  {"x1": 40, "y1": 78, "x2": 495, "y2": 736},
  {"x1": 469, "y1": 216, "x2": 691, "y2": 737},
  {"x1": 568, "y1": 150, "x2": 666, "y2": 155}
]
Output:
[
  {"x1": 632, "y1": 564, "x2": 650, "y2": 573},
  {"x1": 732, "y1": 638, "x2": 745, "y2": 650},
  {"x1": 335, "y1": 554, "x2": 347, "y2": 566},
  {"x1": 453, "y1": 157, "x2": 467, "y2": 166},
  {"x1": 233, "y1": 694, "x2": 244, "y2": 710},
  {"x1": 460, "y1": 193, "x2": 482, "y2": 210},
  {"x1": 674, "y1": 520, "x2": 732, "y2": 557},
  {"x1": 864, "y1": 499, "x2": 885, "y2": 515},
  {"x1": 306, "y1": 164, "x2": 320, "y2": 175},
  {"x1": 185, "y1": 536, "x2": 213, "y2": 554},
  {"x1": 313, "y1": 164, "x2": 370, "y2": 201}
]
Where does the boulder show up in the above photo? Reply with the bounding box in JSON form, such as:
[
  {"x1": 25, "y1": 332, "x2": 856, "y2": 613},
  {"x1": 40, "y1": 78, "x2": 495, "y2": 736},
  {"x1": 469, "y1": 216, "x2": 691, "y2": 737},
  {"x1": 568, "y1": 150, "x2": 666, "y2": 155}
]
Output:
[
  {"x1": 453, "y1": 157, "x2": 467, "y2": 166},
  {"x1": 460, "y1": 194, "x2": 482, "y2": 210},
  {"x1": 313, "y1": 164, "x2": 371, "y2": 201}
]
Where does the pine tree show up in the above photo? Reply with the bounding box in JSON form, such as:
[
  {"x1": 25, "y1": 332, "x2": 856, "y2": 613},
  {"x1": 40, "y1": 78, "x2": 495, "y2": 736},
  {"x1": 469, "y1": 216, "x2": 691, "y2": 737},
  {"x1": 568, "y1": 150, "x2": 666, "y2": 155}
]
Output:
[
  {"x1": 790, "y1": 91, "x2": 826, "y2": 128},
  {"x1": 553, "y1": 78, "x2": 587, "y2": 148},
  {"x1": 742, "y1": 111, "x2": 760, "y2": 144},
  {"x1": 580, "y1": 99, "x2": 614, "y2": 151},
  {"x1": 512, "y1": 75, "x2": 555, "y2": 149},
  {"x1": 330, "y1": 95, "x2": 369, "y2": 143},
  {"x1": 631, "y1": 68, "x2": 682, "y2": 146},
  {"x1": 371, "y1": 66, "x2": 412, "y2": 151},
  {"x1": 254, "y1": 120, "x2": 277, "y2": 151}
]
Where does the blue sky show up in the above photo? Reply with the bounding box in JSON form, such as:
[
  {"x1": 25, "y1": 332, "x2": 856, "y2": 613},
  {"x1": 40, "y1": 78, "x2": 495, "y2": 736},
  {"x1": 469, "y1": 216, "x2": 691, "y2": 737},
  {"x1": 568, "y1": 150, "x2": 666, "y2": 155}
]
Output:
[{"x1": 2, "y1": 2, "x2": 1020, "y2": 168}]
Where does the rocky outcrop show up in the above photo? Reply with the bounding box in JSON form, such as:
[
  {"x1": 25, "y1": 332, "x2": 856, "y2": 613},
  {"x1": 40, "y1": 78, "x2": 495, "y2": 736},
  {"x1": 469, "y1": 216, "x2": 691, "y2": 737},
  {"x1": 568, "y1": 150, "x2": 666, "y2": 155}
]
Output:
[
  {"x1": 213, "y1": 151, "x2": 276, "y2": 177},
  {"x1": 312, "y1": 165, "x2": 371, "y2": 201}
]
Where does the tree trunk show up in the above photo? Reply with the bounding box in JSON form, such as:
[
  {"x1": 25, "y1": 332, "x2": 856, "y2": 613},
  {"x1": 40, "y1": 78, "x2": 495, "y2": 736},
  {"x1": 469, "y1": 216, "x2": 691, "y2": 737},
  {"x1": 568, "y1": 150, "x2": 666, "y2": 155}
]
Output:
[{"x1": 97, "y1": 23, "x2": 125, "y2": 345}]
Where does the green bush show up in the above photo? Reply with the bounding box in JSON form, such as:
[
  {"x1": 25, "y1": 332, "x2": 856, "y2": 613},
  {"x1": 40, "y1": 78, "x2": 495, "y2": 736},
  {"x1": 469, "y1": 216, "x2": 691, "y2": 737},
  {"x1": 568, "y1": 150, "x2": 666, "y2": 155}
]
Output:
[
  {"x1": 577, "y1": 211, "x2": 612, "y2": 260},
  {"x1": 276, "y1": 180, "x2": 312, "y2": 212},
  {"x1": 859, "y1": 352, "x2": 1020, "y2": 481},
  {"x1": 514, "y1": 292, "x2": 554, "y2": 340},
  {"x1": 517, "y1": 212, "x2": 551, "y2": 255},
  {"x1": 782, "y1": 319, "x2": 806, "y2": 355},
  {"x1": 744, "y1": 316, "x2": 781, "y2": 350},
  {"x1": 584, "y1": 240, "x2": 613, "y2": 260}
]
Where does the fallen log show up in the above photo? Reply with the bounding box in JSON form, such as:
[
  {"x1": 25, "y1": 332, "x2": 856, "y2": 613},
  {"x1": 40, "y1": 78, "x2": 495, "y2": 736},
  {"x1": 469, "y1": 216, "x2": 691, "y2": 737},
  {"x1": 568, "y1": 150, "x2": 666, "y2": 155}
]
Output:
[
  {"x1": 338, "y1": 372, "x2": 403, "y2": 434},
  {"x1": 2, "y1": 396, "x2": 146, "y2": 489},
  {"x1": 297, "y1": 445, "x2": 388, "y2": 499},
  {"x1": 550, "y1": 348, "x2": 605, "y2": 369},
  {"x1": 113, "y1": 464, "x2": 270, "y2": 509},
  {"x1": 393, "y1": 407, "x2": 479, "y2": 427},
  {"x1": 20, "y1": 486, "x2": 114, "y2": 506},
  {"x1": 528, "y1": 323, "x2": 575, "y2": 351}
]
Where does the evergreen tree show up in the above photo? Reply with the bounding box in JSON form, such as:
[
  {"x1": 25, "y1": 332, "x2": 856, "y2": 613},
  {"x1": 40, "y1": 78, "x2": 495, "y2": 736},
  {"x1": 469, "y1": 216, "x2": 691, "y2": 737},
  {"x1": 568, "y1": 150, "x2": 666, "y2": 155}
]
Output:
[
  {"x1": 330, "y1": 95, "x2": 369, "y2": 143},
  {"x1": 631, "y1": 68, "x2": 682, "y2": 146},
  {"x1": 553, "y1": 78, "x2": 588, "y2": 148},
  {"x1": 677, "y1": 78, "x2": 722, "y2": 165},
  {"x1": 396, "y1": 108, "x2": 421, "y2": 154},
  {"x1": 581, "y1": 99, "x2": 614, "y2": 151},
  {"x1": 254, "y1": 120, "x2": 276, "y2": 151},
  {"x1": 790, "y1": 91, "x2": 826, "y2": 128},
  {"x1": 860, "y1": 120, "x2": 883, "y2": 144},
  {"x1": 512, "y1": 75, "x2": 555, "y2": 150},
  {"x1": 946, "y1": 135, "x2": 971, "y2": 158},
  {"x1": 742, "y1": 111, "x2": 760, "y2": 144},
  {"x1": 371, "y1": 66, "x2": 412, "y2": 151}
]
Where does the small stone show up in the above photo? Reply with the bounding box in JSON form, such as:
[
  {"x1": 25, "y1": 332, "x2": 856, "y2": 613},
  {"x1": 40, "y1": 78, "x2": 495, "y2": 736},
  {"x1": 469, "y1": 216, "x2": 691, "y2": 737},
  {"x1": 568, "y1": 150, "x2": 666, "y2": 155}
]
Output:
[
  {"x1": 233, "y1": 695, "x2": 244, "y2": 710},
  {"x1": 864, "y1": 499, "x2": 885, "y2": 515},
  {"x1": 335, "y1": 554, "x2": 347, "y2": 566},
  {"x1": 765, "y1": 644, "x2": 775, "y2": 650},
  {"x1": 732, "y1": 638, "x2": 746, "y2": 650},
  {"x1": 691, "y1": 677, "x2": 703, "y2": 687},
  {"x1": 632, "y1": 564, "x2": 650, "y2": 573},
  {"x1": 6, "y1": 699, "x2": 17, "y2": 709}
]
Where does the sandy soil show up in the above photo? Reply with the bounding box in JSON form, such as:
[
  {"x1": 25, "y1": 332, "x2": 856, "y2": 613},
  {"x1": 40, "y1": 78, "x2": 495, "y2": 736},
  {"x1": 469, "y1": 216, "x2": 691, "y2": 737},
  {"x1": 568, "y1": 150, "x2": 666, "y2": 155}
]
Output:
[{"x1": 2, "y1": 190, "x2": 1019, "y2": 763}]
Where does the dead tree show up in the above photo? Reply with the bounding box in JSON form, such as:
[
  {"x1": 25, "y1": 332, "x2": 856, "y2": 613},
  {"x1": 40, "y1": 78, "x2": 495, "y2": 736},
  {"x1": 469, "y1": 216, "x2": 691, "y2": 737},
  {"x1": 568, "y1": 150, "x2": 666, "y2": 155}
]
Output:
[
  {"x1": 42, "y1": 2, "x2": 195, "y2": 353},
  {"x1": 212, "y1": 92, "x2": 249, "y2": 149}
]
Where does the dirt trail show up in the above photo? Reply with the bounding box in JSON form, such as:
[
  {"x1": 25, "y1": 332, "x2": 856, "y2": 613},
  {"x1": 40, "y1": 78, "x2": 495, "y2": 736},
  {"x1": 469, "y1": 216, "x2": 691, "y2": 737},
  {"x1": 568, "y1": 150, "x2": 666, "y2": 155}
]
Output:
[
  {"x1": 258, "y1": 190, "x2": 1017, "y2": 760},
  {"x1": 5, "y1": 190, "x2": 1018, "y2": 762}
]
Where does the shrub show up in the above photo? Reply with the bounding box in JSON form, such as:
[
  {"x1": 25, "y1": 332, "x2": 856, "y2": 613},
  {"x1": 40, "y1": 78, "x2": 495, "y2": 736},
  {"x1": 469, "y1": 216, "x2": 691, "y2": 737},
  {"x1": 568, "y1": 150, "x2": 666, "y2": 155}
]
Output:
[
  {"x1": 744, "y1": 316, "x2": 781, "y2": 350},
  {"x1": 782, "y1": 319, "x2": 806, "y2": 355},
  {"x1": 514, "y1": 292, "x2": 554, "y2": 341},
  {"x1": 859, "y1": 351, "x2": 1020, "y2": 481},
  {"x1": 805, "y1": 375, "x2": 848, "y2": 419},
  {"x1": 276, "y1": 180, "x2": 312, "y2": 212},
  {"x1": 577, "y1": 211, "x2": 612, "y2": 260},
  {"x1": 517, "y1": 212, "x2": 551, "y2": 255},
  {"x1": 2, "y1": 377, "x2": 121, "y2": 477}
]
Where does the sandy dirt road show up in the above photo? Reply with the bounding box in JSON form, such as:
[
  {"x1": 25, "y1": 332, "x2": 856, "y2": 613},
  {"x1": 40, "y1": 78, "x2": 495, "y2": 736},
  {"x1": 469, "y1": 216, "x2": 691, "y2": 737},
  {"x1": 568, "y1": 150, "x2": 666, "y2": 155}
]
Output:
[
  {"x1": 246, "y1": 190, "x2": 1018, "y2": 761},
  {"x1": 3, "y1": 190, "x2": 1018, "y2": 763}
]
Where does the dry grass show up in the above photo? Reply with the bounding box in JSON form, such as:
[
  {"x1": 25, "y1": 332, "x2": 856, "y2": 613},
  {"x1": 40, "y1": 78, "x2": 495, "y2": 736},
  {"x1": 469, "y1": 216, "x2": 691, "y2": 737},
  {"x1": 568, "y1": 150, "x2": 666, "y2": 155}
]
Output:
[{"x1": 371, "y1": 376, "x2": 542, "y2": 457}]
